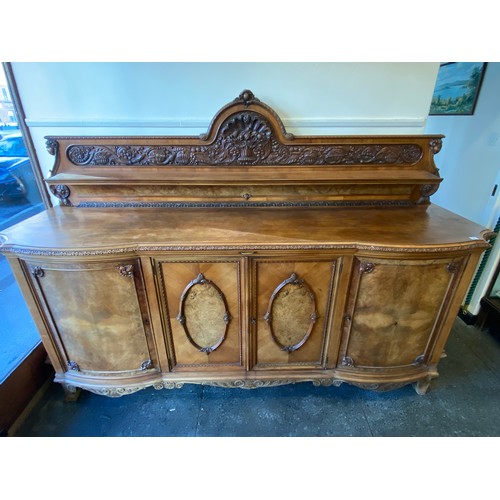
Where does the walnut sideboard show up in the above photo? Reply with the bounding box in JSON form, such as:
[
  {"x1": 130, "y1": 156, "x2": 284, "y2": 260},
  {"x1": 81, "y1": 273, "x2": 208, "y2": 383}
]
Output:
[{"x1": 0, "y1": 90, "x2": 492, "y2": 399}]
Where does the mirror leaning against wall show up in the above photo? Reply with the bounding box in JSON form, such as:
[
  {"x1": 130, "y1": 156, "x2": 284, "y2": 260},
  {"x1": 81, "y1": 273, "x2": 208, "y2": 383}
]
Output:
[{"x1": 0, "y1": 63, "x2": 47, "y2": 385}]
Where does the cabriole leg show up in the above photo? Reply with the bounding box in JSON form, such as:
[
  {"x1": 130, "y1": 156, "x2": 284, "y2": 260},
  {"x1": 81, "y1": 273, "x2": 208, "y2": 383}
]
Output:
[
  {"x1": 413, "y1": 377, "x2": 432, "y2": 396},
  {"x1": 62, "y1": 383, "x2": 81, "y2": 402}
]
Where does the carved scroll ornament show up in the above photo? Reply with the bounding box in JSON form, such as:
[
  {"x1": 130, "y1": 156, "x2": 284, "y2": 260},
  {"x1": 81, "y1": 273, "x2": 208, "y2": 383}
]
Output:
[
  {"x1": 67, "y1": 360, "x2": 80, "y2": 371},
  {"x1": 341, "y1": 356, "x2": 355, "y2": 367},
  {"x1": 46, "y1": 138, "x2": 59, "y2": 156},
  {"x1": 140, "y1": 359, "x2": 152, "y2": 371},
  {"x1": 50, "y1": 184, "x2": 71, "y2": 206},
  {"x1": 30, "y1": 266, "x2": 45, "y2": 278},
  {"x1": 359, "y1": 262, "x2": 375, "y2": 274},
  {"x1": 117, "y1": 264, "x2": 135, "y2": 278},
  {"x1": 429, "y1": 138, "x2": 442, "y2": 155}
]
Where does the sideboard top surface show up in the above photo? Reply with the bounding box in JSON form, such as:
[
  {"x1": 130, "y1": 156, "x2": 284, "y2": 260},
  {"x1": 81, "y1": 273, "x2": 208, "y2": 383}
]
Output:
[{"x1": 0, "y1": 204, "x2": 490, "y2": 256}]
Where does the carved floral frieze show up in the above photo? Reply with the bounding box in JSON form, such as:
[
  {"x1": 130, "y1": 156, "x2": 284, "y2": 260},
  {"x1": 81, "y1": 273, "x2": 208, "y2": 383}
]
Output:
[{"x1": 64, "y1": 111, "x2": 424, "y2": 168}]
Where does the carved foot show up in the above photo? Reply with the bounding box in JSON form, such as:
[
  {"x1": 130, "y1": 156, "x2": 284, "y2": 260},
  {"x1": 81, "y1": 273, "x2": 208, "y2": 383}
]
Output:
[
  {"x1": 62, "y1": 383, "x2": 81, "y2": 402},
  {"x1": 413, "y1": 378, "x2": 432, "y2": 396}
]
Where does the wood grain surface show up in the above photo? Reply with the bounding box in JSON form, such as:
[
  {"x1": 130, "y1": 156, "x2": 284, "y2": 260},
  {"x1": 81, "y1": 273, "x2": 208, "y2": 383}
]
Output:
[{"x1": 0, "y1": 204, "x2": 489, "y2": 255}]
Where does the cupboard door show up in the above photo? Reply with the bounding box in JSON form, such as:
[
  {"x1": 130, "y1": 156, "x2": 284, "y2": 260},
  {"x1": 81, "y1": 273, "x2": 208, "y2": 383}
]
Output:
[
  {"x1": 252, "y1": 259, "x2": 336, "y2": 369},
  {"x1": 157, "y1": 259, "x2": 242, "y2": 371},
  {"x1": 25, "y1": 259, "x2": 156, "y2": 375},
  {"x1": 339, "y1": 256, "x2": 464, "y2": 369}
]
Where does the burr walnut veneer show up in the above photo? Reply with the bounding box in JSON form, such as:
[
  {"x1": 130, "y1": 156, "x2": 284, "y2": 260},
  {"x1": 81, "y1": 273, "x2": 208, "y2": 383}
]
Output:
[{"x1": 0, "y1": 90, "x2": 491, "y2": 398}]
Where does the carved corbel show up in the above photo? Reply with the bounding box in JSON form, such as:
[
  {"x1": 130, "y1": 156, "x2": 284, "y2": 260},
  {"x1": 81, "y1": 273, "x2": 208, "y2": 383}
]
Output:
[
  {"x1": 50, "y1": 184, "x2": 72, "y2": 206},
  {"x1": 429, "y1": 137, "x2": 443, "y2": 175},
  {"x1": 416, "y1": 183, "x2": 439, "y2": 205},
  {"x1": 429, "y1": 138, "x2": 442, "y2": 155},
  {"x1": 45, "y1": 138, "x2": 60, "y2": 176},
  {"x1": 45, "y1": 138, "x2": 59, "y2": 156}
]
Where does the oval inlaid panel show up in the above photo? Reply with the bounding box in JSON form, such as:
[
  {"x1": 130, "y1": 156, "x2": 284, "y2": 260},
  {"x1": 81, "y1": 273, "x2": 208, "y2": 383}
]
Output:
[
  {"x1": 265, "y1": 273, "x2": 317, "y2": 352},
  {"x1": 177, "y1": 274, "x2": 230, "y2": 353}
]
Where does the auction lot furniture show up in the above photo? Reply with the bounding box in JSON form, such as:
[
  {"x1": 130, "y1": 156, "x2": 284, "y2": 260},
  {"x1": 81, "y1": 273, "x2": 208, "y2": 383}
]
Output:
[{"x1": 0, "y1": 90, "x2": 491, "y2": 398}]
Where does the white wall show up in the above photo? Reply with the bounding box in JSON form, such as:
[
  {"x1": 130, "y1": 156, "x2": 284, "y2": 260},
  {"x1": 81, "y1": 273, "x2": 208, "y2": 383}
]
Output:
[
  {"x1": 425, "y1": 63, "x2": 500, "y2": 227},
  {"x1": 11, "y1": 62, "x2": 439, "y2": 179},
  {"x1": 425, "y1": 63, "x2": 500, "y2": 315}
]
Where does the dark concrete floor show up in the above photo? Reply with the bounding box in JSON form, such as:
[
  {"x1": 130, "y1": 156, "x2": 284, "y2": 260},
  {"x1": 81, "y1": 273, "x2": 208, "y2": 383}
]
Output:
[{"x1": 11, "y1": 318, "x2": 500, "y2": 437}]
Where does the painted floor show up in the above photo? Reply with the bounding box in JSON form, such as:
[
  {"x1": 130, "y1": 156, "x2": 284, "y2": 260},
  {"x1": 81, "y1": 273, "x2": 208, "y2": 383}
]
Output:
[{"x1": 11, "y1": 318, "x2": 500, "y2": 437}]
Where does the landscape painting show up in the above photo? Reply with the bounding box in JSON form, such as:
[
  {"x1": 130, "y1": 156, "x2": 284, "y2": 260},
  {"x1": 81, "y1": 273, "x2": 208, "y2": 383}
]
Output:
[{"x1": 430, "y1": 62, "x2": 487, "y2": 115}]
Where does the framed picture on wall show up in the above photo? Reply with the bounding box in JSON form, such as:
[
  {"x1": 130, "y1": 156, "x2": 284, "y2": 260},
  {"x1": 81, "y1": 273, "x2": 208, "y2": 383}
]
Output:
[{"x1": 429, "y1": 62, "x2": 487, "y2": 115}]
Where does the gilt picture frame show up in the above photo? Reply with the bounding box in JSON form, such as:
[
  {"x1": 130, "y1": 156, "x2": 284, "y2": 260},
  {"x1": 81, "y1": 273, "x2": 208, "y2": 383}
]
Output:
[{"x1": 429, "y1": 62, "x2": 487, "y2": 116}]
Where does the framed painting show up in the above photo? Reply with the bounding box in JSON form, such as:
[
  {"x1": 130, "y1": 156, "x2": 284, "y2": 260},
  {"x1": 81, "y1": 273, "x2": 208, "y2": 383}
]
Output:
[{"x1": 429, "y1": 62, "x2": 487, "y2": 115}]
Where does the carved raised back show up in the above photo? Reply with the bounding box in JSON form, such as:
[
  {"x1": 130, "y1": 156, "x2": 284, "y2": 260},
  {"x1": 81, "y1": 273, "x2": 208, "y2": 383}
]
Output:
[{"x1": 45, "y1": 89, "x2": 443, "y2": 208}]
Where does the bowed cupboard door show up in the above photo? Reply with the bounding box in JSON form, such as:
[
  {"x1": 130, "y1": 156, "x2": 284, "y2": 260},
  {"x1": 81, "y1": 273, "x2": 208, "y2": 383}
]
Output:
[
  {"x1": 23, "y1": 258, "x2": 158, "y2": 376},
  {"x1": 338, "y1": 256, "x2": 467, "y2": 372}
]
